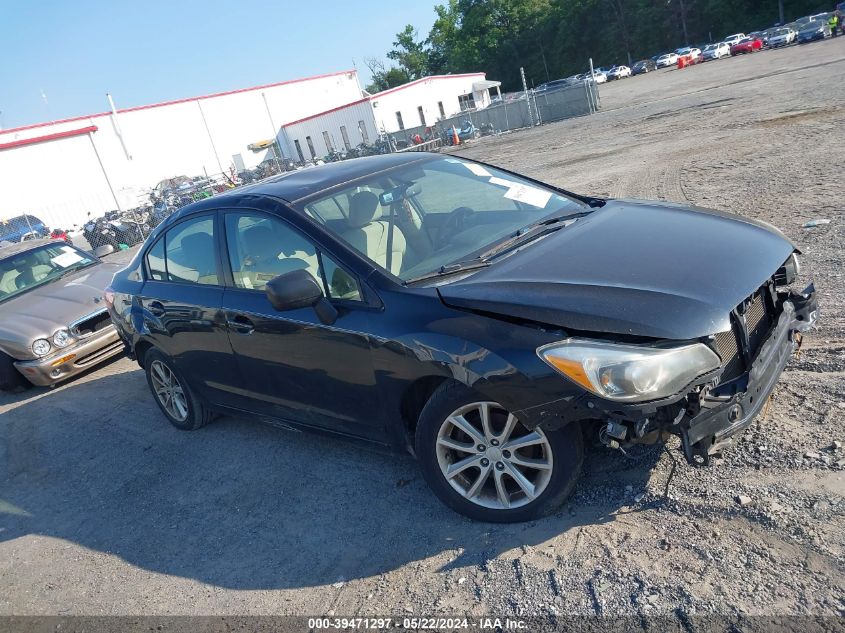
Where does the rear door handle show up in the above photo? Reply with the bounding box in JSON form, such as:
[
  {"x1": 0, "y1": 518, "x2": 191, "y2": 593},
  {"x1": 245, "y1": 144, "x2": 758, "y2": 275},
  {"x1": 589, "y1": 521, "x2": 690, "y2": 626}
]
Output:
[
  {"x1": 148, "y1": 301, "x2": 166, "y2": 317},
  {"x1": 226, "y1": 314, "x2": 255, "y2": 335}
]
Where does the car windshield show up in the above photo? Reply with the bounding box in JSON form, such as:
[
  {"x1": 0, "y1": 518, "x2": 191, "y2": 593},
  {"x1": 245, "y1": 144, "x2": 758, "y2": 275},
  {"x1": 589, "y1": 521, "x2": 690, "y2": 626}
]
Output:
[
  {"x1": 0, "y1": 243, "x2": 97, "y2": 304},
  {"x1": 297, "y1": 156, "x2": 589, "y2": 283}
]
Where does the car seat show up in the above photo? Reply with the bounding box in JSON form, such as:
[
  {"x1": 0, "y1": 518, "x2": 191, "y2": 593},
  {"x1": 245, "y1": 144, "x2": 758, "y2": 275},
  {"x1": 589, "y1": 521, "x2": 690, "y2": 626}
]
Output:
[{"x1": 340, "y1": 191, "x2": 406, "y2": 275}]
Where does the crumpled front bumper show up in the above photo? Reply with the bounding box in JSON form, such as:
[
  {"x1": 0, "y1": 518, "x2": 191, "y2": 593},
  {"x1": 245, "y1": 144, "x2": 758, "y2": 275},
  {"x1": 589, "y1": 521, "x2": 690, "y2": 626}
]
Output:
[
  {"x1": 680, "y1": 284, "x2": 818, "y2": 463},
  {"x1": 14, "y1": 326, "x2": 124, "y2": 387}
]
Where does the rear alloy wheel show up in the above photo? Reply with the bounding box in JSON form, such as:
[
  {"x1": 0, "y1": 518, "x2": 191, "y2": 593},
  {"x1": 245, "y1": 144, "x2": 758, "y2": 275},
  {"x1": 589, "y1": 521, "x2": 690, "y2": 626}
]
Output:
[
  {"x1": 416, "y1": 382, "x2": 583, "y2": 522},
  {"x1": 144, "y1": 348, "x2": 213, "y2": 431},
  {"x1": 150, "y1": 360, "x2": 189, "y2": 422}
]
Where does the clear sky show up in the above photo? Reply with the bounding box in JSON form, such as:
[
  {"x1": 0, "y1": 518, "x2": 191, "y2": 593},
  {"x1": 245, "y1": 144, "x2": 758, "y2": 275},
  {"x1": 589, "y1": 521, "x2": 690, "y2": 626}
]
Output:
[{"x1": 0, "y1": 0, "x2": 438, "y2": 130}]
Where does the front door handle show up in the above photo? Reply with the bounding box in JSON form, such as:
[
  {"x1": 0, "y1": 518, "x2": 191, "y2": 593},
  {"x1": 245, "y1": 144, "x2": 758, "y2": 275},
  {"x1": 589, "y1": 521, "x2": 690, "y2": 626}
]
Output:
[
  {"x1": 226, "y1": 314, "x2": 255, "y2": 335},
  {"x1": 148, "y1": 301, "x2": 166, "y2": 317}
]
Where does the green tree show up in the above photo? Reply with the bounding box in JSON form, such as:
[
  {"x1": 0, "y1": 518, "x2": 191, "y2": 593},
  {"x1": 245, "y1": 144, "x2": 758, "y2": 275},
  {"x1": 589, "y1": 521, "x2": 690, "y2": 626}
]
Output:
[
  {"x1": 373, "y1": 0, "x2": 829, "y2": 93},
  {"x1": 387, "y1": 25, "x2": 431, "y2": 79},
  {"x1": 363, "y1": 58, "x2": 410, "y2": 94}
]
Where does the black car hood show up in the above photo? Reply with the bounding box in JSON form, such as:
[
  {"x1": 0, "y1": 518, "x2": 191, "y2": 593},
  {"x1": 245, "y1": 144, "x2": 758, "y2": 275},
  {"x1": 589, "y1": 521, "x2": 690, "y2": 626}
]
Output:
[{"x1": 437, "y1": 199, "x2": 795, "y2": 340}]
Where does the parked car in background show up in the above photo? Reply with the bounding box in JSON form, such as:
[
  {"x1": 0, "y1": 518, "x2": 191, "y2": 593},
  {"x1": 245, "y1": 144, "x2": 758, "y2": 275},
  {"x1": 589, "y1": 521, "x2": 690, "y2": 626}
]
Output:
[
  {"x1": 656, "y1": 52, "x2": 680, "y2": 68},
  {"x1": 631, "y1": 59, "x2": 657, "y2": 74},
  {"x1": 107, "y1": 152, "x2": 817, "y2": 522},
  {"x1": 676, "y1": 47, "x2": 702, "y2": 61},
  {"x1": 723, "y1": 33, "x2": 747, "y2": 46},
  {"x1": 607, "y1": 65, "x2": 632, "y2": 80},
  {"x1": 535, "y1": 78, "x2": 575, "y2": 93},
  {"x1": 768, "y1": 27, "x2": 797, "y2": 47},
  {"x1": 591, "y1": 70, "x2": 608, "y2": 83},
  {"x1": 702, "y1": 42, "x2": 731, "y2": 59},
  {"x1": 0, "y1": 215, "x2": 50, "y2": 243},
  {"x1": 731, "y1": 37, "x2": 764, "y2": 55},
  {"x1": 797, "y1": 21, "x2": 831, "y2": 43},
  {"x1": 760, "y1": 27, "x2": 782, "y2": 45},
  {"x1": 0, "y1": 240, "x2": 124, "y2": 391}
]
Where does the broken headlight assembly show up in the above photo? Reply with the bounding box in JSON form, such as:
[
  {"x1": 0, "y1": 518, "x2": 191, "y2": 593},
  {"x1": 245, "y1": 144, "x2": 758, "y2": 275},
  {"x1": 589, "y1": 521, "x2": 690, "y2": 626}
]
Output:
[
  {"x1": 774, "y1": 252, "x2": 800, "y2": 286},
  {"x1": 537, "y1": 339, "x2": 721, "y2": 402}
]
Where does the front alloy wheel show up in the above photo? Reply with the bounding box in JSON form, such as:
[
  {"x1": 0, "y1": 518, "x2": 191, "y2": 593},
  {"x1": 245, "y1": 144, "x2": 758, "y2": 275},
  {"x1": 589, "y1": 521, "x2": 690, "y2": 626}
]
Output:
[
  {"x1": 436, "y1": 402, "x2": 553, "y2": 510},
  {"x1": 416, "y1": 382, "x2": 583, "y2": 522}
]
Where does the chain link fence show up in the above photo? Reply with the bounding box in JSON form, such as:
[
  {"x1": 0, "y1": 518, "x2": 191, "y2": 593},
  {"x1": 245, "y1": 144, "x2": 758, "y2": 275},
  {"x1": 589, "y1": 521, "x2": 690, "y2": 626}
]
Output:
[{"x1": 392, "y1": 80, "x2": 600, "y2": 147}]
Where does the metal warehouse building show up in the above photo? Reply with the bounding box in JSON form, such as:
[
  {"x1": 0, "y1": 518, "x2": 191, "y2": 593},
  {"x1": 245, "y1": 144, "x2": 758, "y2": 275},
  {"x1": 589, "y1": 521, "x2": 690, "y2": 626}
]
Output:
[
  {"x1": 280, "y1": 73, "x2": 499, "y2": 161},
  {"x1": 0, "y1": 69, "x2": 495, "y2": 229}
]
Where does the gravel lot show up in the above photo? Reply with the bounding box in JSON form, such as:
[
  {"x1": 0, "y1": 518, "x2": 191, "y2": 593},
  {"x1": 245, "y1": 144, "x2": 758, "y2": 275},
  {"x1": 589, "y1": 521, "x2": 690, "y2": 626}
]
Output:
[{"x1": 2, "y1": 39, "x2": 844, "y2": 623}]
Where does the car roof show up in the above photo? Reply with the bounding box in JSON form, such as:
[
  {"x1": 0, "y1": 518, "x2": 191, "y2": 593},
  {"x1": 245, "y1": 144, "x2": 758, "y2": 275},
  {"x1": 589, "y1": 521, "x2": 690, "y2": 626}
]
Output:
[
  {"x1": 158, "y1": 153, "x2": 442, "y2": 231},
  {"x1": 235, "y1": 153, "x2": 436, "y2": 204},
  {"x1": 0, "y1": 238, "x2": 55, "y2": 259}
]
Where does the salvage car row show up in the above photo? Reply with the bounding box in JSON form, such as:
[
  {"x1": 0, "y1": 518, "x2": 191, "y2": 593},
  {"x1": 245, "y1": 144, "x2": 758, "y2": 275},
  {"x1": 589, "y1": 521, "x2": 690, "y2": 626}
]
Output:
[
  {"x1": 0, "y1": 153, "x2": 818, "y2": 523},
  {"x1": 586, "y1": 11, "x2": 840, "y2": 83}
]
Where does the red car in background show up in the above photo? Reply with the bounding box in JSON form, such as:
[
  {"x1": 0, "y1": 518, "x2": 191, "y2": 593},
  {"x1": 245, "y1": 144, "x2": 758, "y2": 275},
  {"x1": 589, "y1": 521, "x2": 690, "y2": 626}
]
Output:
[{"x1": 731, "y1": 37, "x2": 763, "y2": 55}]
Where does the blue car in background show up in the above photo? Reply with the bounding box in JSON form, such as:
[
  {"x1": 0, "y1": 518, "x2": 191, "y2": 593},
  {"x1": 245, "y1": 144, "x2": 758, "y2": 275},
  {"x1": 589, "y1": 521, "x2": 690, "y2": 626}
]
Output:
[{"x1": 0, "y1": 215, "x2": 50, "y2": 243}]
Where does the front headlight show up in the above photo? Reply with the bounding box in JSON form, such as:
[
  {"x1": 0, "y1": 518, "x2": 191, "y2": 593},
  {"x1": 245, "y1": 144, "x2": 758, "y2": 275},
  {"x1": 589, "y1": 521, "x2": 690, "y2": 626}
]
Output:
[
  {"x1": 32, "y1": 339, "x2": 52, "y2": 356},
  {"x1": 538, "y1": 339, "x2": 721, "y2": 402},
  {"x1": 52, "y1": 329, "x2": 73, "y2": 348}
]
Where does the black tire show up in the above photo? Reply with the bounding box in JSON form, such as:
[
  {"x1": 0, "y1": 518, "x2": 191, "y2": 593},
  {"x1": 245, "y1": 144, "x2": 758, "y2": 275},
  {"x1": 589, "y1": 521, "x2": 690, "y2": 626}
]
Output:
[
  {"x1": 0, "y1": 352, "x2": 31, "y2": 392},
  {"x1": 144, "y1": 347, "x2": 213, "y2": 430},
  {"x1": 415, "y1": 381, "x2": 583, "y2": 523}
]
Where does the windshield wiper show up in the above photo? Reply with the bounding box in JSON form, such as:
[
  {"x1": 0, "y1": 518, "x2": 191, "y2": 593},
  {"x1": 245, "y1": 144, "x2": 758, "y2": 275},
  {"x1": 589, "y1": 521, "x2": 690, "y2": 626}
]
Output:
[
  {"x1": 477, "y1": 211, "x2": 591, "y2": 261},
  {"x1": 404, "y1": 210, "x2": 592, "y2": 285},
  {"x1": 404, "y1": 260, "x2": 491, "y2": 285}
]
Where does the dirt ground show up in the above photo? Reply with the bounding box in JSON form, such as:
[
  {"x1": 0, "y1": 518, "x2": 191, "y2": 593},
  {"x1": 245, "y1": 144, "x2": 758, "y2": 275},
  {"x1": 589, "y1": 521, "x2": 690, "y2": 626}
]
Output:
[{"x1": 1, "y1": 39, "x2": 844, "y2": 624}]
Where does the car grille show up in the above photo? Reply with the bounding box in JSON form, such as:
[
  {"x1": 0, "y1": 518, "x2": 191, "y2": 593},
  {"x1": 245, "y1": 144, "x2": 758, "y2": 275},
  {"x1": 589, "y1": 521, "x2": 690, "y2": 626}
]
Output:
[
  {"x1": 745, "y1": 290, "x2": 772, "y2": 354},
  {"x1": 713, "y1": 287, "x2": 774, "y2": 383},
  {"x1": 71, "y1": 309, "x2": 112, "y2": 337},
  {"x1": 714, "y1": 329, "x2": 744, "y2": 382}
]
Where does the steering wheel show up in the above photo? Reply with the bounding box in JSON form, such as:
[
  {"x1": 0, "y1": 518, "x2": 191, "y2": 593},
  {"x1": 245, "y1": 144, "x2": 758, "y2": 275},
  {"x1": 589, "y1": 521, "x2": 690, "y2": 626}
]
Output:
[{"x1": 438, "y1": 206, "x2": 475, "y2": 244}]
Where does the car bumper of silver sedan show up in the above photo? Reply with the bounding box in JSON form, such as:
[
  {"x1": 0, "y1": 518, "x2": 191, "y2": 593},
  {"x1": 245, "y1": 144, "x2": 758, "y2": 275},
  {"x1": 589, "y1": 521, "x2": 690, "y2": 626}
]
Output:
[{"x1": 14, "y1": 326, "x2": 124, "y2": 387}]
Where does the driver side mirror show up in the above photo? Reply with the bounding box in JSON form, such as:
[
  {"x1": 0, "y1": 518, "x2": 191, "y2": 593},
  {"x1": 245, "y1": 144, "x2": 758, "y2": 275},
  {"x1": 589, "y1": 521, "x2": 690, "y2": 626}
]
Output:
[{"x1": 265, "y1": 269, "x2": 338, "y2": 325}]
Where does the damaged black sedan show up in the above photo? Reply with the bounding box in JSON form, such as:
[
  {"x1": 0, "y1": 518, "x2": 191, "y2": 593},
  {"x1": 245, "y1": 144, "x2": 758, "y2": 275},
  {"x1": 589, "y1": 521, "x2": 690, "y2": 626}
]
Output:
[{"x1": 107, "y1": 153, "x2": 818, "y2": 522}]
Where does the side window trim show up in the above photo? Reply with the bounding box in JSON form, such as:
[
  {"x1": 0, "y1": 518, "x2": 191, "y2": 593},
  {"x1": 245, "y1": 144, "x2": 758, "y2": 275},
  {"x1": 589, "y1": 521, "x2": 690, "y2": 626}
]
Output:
[
  {"x1": 220, "y1": 208, "x2": 367, "y2": 305},
  {"x1": 144, "y1": 234, "x2": 167, "y2": 281}
]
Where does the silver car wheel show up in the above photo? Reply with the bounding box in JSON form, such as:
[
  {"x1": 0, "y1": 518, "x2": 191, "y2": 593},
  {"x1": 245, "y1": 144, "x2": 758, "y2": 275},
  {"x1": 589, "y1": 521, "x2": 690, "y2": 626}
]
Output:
[
  {"x1": 435, "y1": 401, "x2": 553, "y2": 510},
  {"x1": 150, "y1": 360, "x2": 188, "y2": 422}
]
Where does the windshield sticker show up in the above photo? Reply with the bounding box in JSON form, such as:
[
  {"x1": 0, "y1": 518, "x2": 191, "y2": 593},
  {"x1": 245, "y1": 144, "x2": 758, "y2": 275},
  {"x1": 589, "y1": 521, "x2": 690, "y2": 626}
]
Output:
[
  {"x1": 51, "y1": 251, "x2": 84, "y2": 268},
  {"x1": 503, "y1": 184, "x2": 552, "y2": 208},
  {"x1": 488, "y1": 176, "x2": 516, "y2": 188},
  {"x1": 463, "y1": 163, "x2": 493, "y2": 178}
]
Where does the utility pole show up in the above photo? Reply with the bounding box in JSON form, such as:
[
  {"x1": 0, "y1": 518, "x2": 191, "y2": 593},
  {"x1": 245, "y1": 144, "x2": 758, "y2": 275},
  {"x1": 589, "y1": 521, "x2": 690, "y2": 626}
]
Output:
[
  {"x1": 520, "y1": 67, "x2": 534, "y2": 127},
  {"x1": 679, "y1": 0, "x2": 690, "y2": 45},
  {"x1": 107, "y1": 93, "x2": 132, "y2": 160},
  {"x1": 778, "y1": 0, "x2": 785, "y2": 24},
  {"x1": 261, "y1": 92, "x2": 283, "y2": 171}
]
